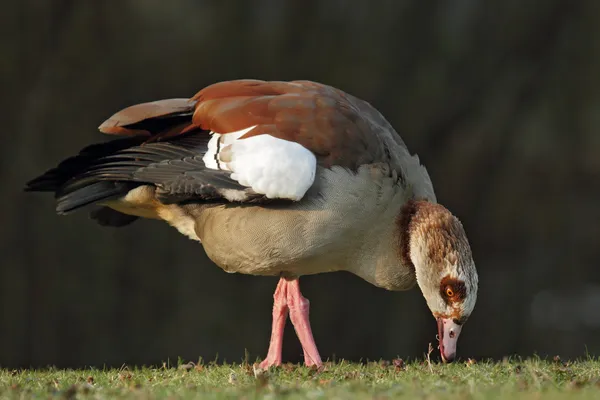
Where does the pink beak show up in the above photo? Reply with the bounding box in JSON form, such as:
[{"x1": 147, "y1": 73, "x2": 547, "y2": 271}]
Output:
[{"x1": 437, "y1": 317, "x2": 463, "y2": 363}]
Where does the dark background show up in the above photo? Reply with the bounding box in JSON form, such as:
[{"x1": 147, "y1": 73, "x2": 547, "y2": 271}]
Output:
[{"x1": 2, "y1": 0, "x2": 599, "y2": 368}]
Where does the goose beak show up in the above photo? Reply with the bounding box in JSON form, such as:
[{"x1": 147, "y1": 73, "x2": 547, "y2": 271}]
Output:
[{"x1": 437, "y1": 317, "x2": 462, "y2": 363}]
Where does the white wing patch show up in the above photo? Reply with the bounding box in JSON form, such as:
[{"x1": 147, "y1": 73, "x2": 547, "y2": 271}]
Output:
[
  {"x1": 202, "y1": 126, "x2": 316, "y2": 201},
  {"x1": 202, "y1": 126, "x2": 255, "y2": 170}
]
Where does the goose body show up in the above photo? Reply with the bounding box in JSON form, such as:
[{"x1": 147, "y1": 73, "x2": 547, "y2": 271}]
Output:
[
  {"x1": 163, "y1": 165, "x2": 415, "y2": 290},
  {"x1": 26, "y1": 80, "x2": 478, "y2": 366}
]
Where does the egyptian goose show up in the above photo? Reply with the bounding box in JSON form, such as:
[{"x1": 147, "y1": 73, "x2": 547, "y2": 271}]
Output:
[{"x1": 26, "y1": 80, "x2": 478, "y2": 366}]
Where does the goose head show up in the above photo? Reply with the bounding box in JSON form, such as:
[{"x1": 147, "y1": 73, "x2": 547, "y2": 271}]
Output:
[{"x1": 400, "y1": 200, "x2": 478, "y2": 362}]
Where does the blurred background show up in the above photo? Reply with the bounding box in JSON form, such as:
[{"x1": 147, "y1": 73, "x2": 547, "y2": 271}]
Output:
[{"x1": 2, "y1": 0, "x2": 599, "y2": 368}]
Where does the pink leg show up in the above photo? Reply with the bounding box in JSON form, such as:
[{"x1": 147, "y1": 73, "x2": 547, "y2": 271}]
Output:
[
  {"x1": 259, "y1": 278, "x2": 289, "y2": 369},
  {"x1": 286, "y1": 279, "x2": 323, "y2": 367}
]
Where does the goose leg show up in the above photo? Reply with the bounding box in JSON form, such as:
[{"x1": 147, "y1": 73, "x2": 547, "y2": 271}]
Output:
[
  {"x1": 286, "y1": 279, "x2": 323, "y2": 367},
  {"x1": 259, "y1": 278, "x2": 289, "y2": 369}
]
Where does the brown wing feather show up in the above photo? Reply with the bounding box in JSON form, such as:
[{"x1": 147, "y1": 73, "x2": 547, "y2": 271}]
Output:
[
  {"x1": 98, "y1": 80, "x2": 390, "y2": 169},
  {"x1": 98, "y1": 98, "x2": 196, "y2": 136},
  {"x1": 192, "y1": 80, "x2": 300, "y2": 101},
  {"x1": 191, "y1": 80, "x2": 388, "y2": 168}
]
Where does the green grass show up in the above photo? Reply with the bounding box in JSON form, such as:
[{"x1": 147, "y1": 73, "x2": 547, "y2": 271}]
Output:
[{"x1": 2, "y1": 357, "x2": 600, "y2": 399}]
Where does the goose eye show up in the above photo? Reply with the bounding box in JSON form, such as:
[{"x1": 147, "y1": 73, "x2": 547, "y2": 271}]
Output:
[{"x1": 439, "y1": 277, "x2": 466, "y2": 304}]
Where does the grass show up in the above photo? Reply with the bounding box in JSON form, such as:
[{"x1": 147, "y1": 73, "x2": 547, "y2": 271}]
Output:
[{"x1": 2, "y1": 356, "x2": 600, "y2": 399}]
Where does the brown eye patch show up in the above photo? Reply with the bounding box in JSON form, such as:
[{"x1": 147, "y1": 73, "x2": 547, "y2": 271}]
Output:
[{"x1": 440, "y1": 276, "x2": 467, "y2": 305}]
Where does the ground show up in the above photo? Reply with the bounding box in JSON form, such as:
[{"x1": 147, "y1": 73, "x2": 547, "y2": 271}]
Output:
[{"x1": 2, "y1": 357, "x2": 600, "y2": 399}]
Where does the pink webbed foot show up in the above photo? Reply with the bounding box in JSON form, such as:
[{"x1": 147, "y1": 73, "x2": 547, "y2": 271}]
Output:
[
  {"x1": 259, "y1": 278, "x2": 288, "y2": 369},
  {"x1": 286, "y1": 280, "x2": 322, "y2": 367},
  {"x1": 259, "y1": 277, "x2": 323, "y2": 368}
]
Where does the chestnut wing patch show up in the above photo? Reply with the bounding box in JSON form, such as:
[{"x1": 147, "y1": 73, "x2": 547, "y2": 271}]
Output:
[{"x1": 191, "y1": 80, "x2": 389, "y2": 170}]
